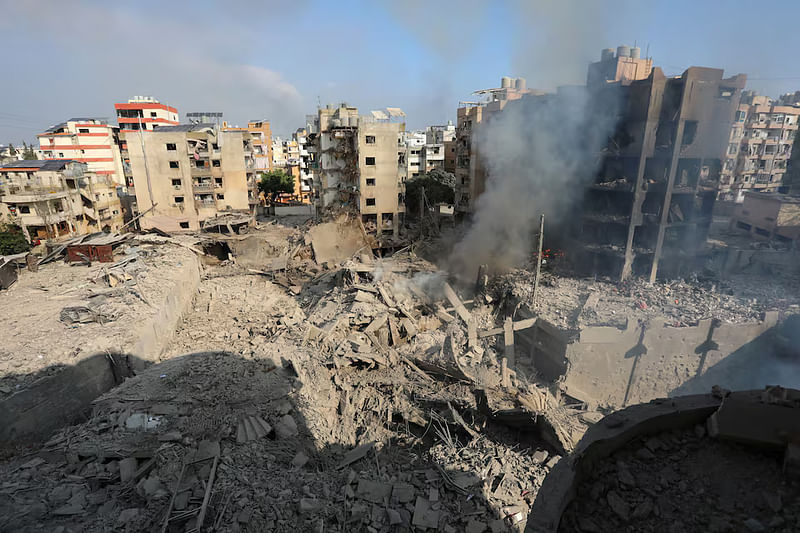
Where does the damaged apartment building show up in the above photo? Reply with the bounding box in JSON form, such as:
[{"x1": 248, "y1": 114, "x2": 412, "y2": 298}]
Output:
[
  {"x1": 578, "y1": 49, "x2": 746, "y2": 281},
  {"x1": 0, "y1": 159, "x2": 123, "y2": 239},
  {"x1": 309, "y1": 103, "x2": 405, "y2": 237},
  {"x1": 123, "y1": 124, "x2": 255, "y2": 232}
]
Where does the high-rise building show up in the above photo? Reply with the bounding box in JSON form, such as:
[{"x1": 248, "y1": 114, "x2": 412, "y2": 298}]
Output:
[
  {"x1": 115, "y1": 96, "x2": 179, "y2": 133},
  {"x1": 578, "y1": 64, "x2": 746, "y2": 281},
  {"x1": 312, "y1": 103, "x2": 405, "y2": 236},
  {"x1": 0, "y1": 160, "x2": 123, "y2": 240},
  {"x1": 125, "y1": 124, "x2": 255, "y2": 232},
  {"x1": 37, "y1": 118, "x2": 125, "y2": 185},
  {"x1": 718, "y1": 91, "x2": 800, "y2": 199}
]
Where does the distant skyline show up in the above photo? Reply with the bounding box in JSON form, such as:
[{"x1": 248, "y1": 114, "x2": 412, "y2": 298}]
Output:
[{"x1": 2, "y1": 0, "x2": 800, "y2": 143}]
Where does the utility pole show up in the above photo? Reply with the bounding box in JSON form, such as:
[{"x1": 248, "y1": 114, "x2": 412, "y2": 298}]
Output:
[
  {"x1": 532, "y1": 214, "x2": 545, "y2": 310},
  {"x1": 138, "y1": 117, "x2": 155, "y2": 214}
]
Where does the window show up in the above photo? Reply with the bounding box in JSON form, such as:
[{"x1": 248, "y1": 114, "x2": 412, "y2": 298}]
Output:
[
  {"x1": 169, "y1": 161, "x2": 179, "y2": 169},
  {"x1": 433, "y1": 147, "x2": 440, "y2": 154},
  {"x1": 166, "y1": 143, "x2": 177, "y2": 151},
  {"x1": 212, "y1": 143, "x2": 219, "y2": 150},
  {"x1": 365, "y1": 135, "x2": 376, "y2": 144},
  {"x1": 78, "y1": 128, "x2": 89, "y2": 134},
  {"x1": 214, "y1": 178, "x2": 223, "y2": 186},
  {"x1": 366, "y1": 178, "x2": 376, "y2": 186},
  {"x1": 171, "y1": 179, "x2": 182, "y2": 188},
  {"x1": 366, "y1": 198, "x2": 376, "y2": 206},
  {"x1": 212, "y1": 160, "x2": 221, "y2": 167},
  {"x1": 150, "y1": 112, "x2": 157, "y2": 118},
  {"x1": 19, "y1": 205, "x2": 30, "y2": 214},
  {"x1": 195, "y1": 160, "x2": 206, "y2": 168},
  {"x1": 216, "y1": 193, "x2": 224, "y2": 200},
  {"x1": 179, "y1": 221, "x2": 190, "y2": 229},
  {"x1": 681, "y1": 121, "x2": 698, "y2": 146},
  {"x1": 58, "y1": 152, "x2": 64, "y2": 158},
  {"x1": 174, "y1": 196, "x2": 184, "y2": 203},
  {"x1": 80, "y1": 150, "x2": 85, "y2": 154},
  {"x1": 112, "y1": 210, "x2": 119, "y2": 215},
  {"x1": 365, "y1": 157, "x2": 376, "y2": 166},
  {"x1": 736, "y1": 221, "x2": 751, "y2": 231}
]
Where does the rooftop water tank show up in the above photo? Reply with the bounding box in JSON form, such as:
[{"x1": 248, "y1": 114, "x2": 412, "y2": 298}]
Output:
[
  {"x1": 601, "y1": 48, "x2": 615, "y2": 62},
  {"x1": 617, "y1": 45, "x2": 631, "y2": 58},
  {"x1": 515, "y1": 77, "x2": 527, "y2": 90},
  {"x1": 501, "y1": 76, "x2": 512, "y2": 89},
  {"x1": 630, "y1": 47, "x2": 641, "y2": 59}
]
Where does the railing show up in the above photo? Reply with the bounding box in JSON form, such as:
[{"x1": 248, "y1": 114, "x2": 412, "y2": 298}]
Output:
[{"x1": 193, "y1": 182, "x2": 214, "y2": 190}]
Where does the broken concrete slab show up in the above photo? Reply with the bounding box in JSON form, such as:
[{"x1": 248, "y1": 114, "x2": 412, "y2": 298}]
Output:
[
  {"x1": 412, "y1": 497, "x2": 440, "y2": 529},
  {"x1": 308, "y1": 217, "x2": 371, "y2": 265},
  {"x1": 356, "y1": 479, "x2": 392, "y2": 504}
]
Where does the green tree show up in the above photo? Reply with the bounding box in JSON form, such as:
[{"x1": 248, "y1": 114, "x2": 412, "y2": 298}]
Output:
[
  {"x1": 257, "y1": 170, "x2": 295, "y2": 205},
  {"x1": 404, "y1": 169, "x2": 456, "y2": 218},
  {"x1": 0, "y1": 221, "x2": 30, "y2": 255},
  {"x1": 7, "y1": 143, "x2": 15, "y2": 156},
  {"x1": 21, "y1": 141, "x2": 36, "y2": 160}
]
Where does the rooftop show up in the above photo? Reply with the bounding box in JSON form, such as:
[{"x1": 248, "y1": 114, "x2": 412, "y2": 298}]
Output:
[
  {"x1": 151, "y1": 123, "x2": 217, "y2": 133},
  {"x1": 0, "y1": 159, "x2": 77, "y2": 172}
]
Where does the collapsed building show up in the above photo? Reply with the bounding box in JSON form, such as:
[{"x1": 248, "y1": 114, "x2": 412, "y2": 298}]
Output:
[{"x1": 578, "y1": 63, "x2": 747, "y2": 281}]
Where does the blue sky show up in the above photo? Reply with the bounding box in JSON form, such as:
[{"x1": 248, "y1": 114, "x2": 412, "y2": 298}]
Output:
[{"x1": 1, "y1": 0, "x2": 799, "y2": 143}]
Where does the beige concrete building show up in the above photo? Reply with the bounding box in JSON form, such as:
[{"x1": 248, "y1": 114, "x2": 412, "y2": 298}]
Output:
[
  {"x1": 730, "y1": 191, "x2": 800, "y2": 242},
  {"x1": 455, "y1": 77, "x2": 535, "y2": 212},
  {"x1": 586, "y1": 45, "x2": 653, "y2": 87},
  {"x1": 0, "y1": 160, "x2": 123, "y2": 240},
  {"x1": 37, "y1": 118, "x2": 125, "y2": 185},
  {"x1": 312, "y1": 103, "x2": 405, "y2": 236},
  {"x1": 719, "y1": 92, "x2": 800, "y2": 199},
  {"x1": 115, "y1": 96, "x2": 179, "y2": 133},
  {"x1": 124, "y1": 124, "x2": 254, "y2": 231}
]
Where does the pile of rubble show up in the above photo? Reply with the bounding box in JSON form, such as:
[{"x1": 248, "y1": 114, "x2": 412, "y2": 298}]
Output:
[
  {"x1": 559, "y1": 425, "x2": 800, "y2": 533},
  {"x1": 491, "y1": 267, "x2": 800, "y2": 330},
  {"x1": 0, "y1": 218, "x2": 597, "y2": 532}
]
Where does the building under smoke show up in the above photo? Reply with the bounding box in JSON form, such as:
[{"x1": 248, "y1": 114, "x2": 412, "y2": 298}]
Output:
[{"x1": 577, "y1": 63, "x2": 747, "y2": 281}]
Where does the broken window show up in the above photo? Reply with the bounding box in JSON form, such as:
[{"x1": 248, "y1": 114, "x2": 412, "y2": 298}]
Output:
[
  {"x1": 681, "y1": 121, "x2": 698, "y2": 146},
  {"x1": 366, "y1": 198, "x2": 376, "y2": 206},
  {"x1": 717, "y1": 86, "x2": 734, "y2": 100},
  {"x1": 216, "y1": 193, "x2": 224, "y2": 200},
  {"x1": 365, "y1": 157, "x2": 376, "y2": 166},
  {"x1": 212, "y1": 160, "x2": 221, "y2": 167},
  {"x1": 150, "y1": 112, "x2": 157, "y2": 118},
  {"x1": 19, "y1": 205, "x2": 30, "y2": 214},
  {"x1": 179, "y1": 221, "x2": 190, "y2": 229},
  {"x1": 171, "y1": 179, "x2": 182, "y2": 188},
  {"x1": 169, "y1": 161, "x2": 179, "y2": 169},
  {"x1": 215, "y1": 178, "x2": 223, "y2": 186},
  {"x1": 366, "y1": 178, "x2": 376, "y2": 186},
  {"x1": 735, "y1": 110, "x2": 746, "y2": 122},
  {"x1": 174, "y1": 196, "x2": 184, "y2": 203},
  {"x1": 196, "y1": 160, "x2": 206, "y2": 168},
  {"x1": 166, "y1": 143, "x2": 177, "y2": 151},
  {"x1": 365, "y1": 135, "x2": 376, "y2": 144},
  {"x1": 212, "y1": 143, "x2": 219, "y2": 150}
]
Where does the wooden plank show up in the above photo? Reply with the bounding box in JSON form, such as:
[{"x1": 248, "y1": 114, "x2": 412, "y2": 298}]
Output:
[
  {"x1": 503, "y1": 317, "x2": 515, "y2": 366},
  {"x1": 442, "y1": 282, "x2": 471, "y2": 324}
]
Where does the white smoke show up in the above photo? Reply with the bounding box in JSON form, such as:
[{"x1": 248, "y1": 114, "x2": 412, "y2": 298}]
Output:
[{"x1": 449, "y1": 87, "x2": 622, "y2": 278}]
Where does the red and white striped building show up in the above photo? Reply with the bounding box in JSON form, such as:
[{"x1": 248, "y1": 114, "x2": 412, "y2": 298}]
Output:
[
  {"x1": 115, "y1": 96, "x2": 179, "y2": 132},
  {"x1": 37, "y1": 118, "x2": 126, "y2": 185}
]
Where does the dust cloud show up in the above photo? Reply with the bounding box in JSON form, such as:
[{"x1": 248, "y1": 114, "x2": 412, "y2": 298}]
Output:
[{"x1": 448, "y1": 86, "x2": 622, "y2": 278}]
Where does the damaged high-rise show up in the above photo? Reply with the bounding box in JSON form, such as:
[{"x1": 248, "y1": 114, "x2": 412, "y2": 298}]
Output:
[
  {"x1": 577, "y1": 51, "x2": 747, "y2": 281},
  {"x1": 310, "y1": 103, "x2": 406, "y2": 238}
]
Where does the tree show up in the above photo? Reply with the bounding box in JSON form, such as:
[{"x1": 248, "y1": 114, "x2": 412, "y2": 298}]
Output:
[
  {"x1": 21, "y1": 141, "x2": 36, "y2": 160},
  {"x1": 257, "y1": 170, "x2": 295, "y2": 205},
  {"x1": 404, "y1": 169, "x2": 456, "y2": 218},
  {"x1": 0, "y1": 220, "x2": 30, "y2": 255},
  {"x1": 7, "y1": 143, "x2": 15, "y2": 156}
]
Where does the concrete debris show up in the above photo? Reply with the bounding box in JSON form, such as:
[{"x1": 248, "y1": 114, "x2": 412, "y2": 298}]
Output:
[{"x1": 11, "y1": 216, "x2": 781, "y2": 533}]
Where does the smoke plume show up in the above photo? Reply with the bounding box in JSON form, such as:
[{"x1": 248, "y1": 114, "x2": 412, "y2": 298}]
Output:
[{"x1": 448, "y1": 86, "x2": 622, "y2": 278}]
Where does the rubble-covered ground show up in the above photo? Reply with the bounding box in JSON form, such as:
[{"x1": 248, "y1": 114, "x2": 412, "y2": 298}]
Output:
[
  {"x1": 0, "y1": 220, "x2": 591, "y2": 532},
  {"x1": 0, "y1": 240, "x2": 196, "y2": 396},
  {"x1": 559, "y1": 426, "x2": 800, "y2": 533},
  {"x1": 491, "y1": 267, "x2": 800, "y2": 331}
]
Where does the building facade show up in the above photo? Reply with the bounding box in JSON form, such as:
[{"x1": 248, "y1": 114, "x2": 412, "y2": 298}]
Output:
[
  {"x1": 578, "y1": 65, "x2": 747, "y2": 281},
  {"x1": 0, "y1": 160, "x2": 123, "y2": 240},
  {"x1": 124, "y1": 125, "x2": 254, "y2": 232},
  {"x1": 115, "y1": 96, "x2": 179, "y2": 133},
  {"x1": 313, "y1": 103, "x2": 405, "y2": 236},
  {"x1": 455, "y1": 77, "x2": 534, "y2": 212},
  {"x1": 729, "y1": 191, "x2": 800, "y2": 243},
  {"x1": 719, "y1": 92, "x2": 799, "y2": 199},
  {"x1": 38, "y1": 119, "x2": 125, "y2": 185}
]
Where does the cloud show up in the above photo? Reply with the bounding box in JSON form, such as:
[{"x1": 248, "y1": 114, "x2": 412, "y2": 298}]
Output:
[{"x1": 0, "y1": 0, "x2": 303, "y2": 138}]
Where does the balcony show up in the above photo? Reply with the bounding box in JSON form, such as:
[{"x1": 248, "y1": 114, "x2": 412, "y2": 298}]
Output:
[
  {"x1": 194, "y1": 200, "x2": 216, "y2": 210},
  {"x1": 192, "y1": 181, "x2": 214, "y2": 191},
  {"x1": 191, "y1": 164, "x2": 211, "y2": 175}
]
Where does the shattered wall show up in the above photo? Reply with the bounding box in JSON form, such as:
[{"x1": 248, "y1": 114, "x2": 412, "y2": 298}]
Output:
[{"x1": 523, "y1": 312, "x2": 800, "y2": 409}]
